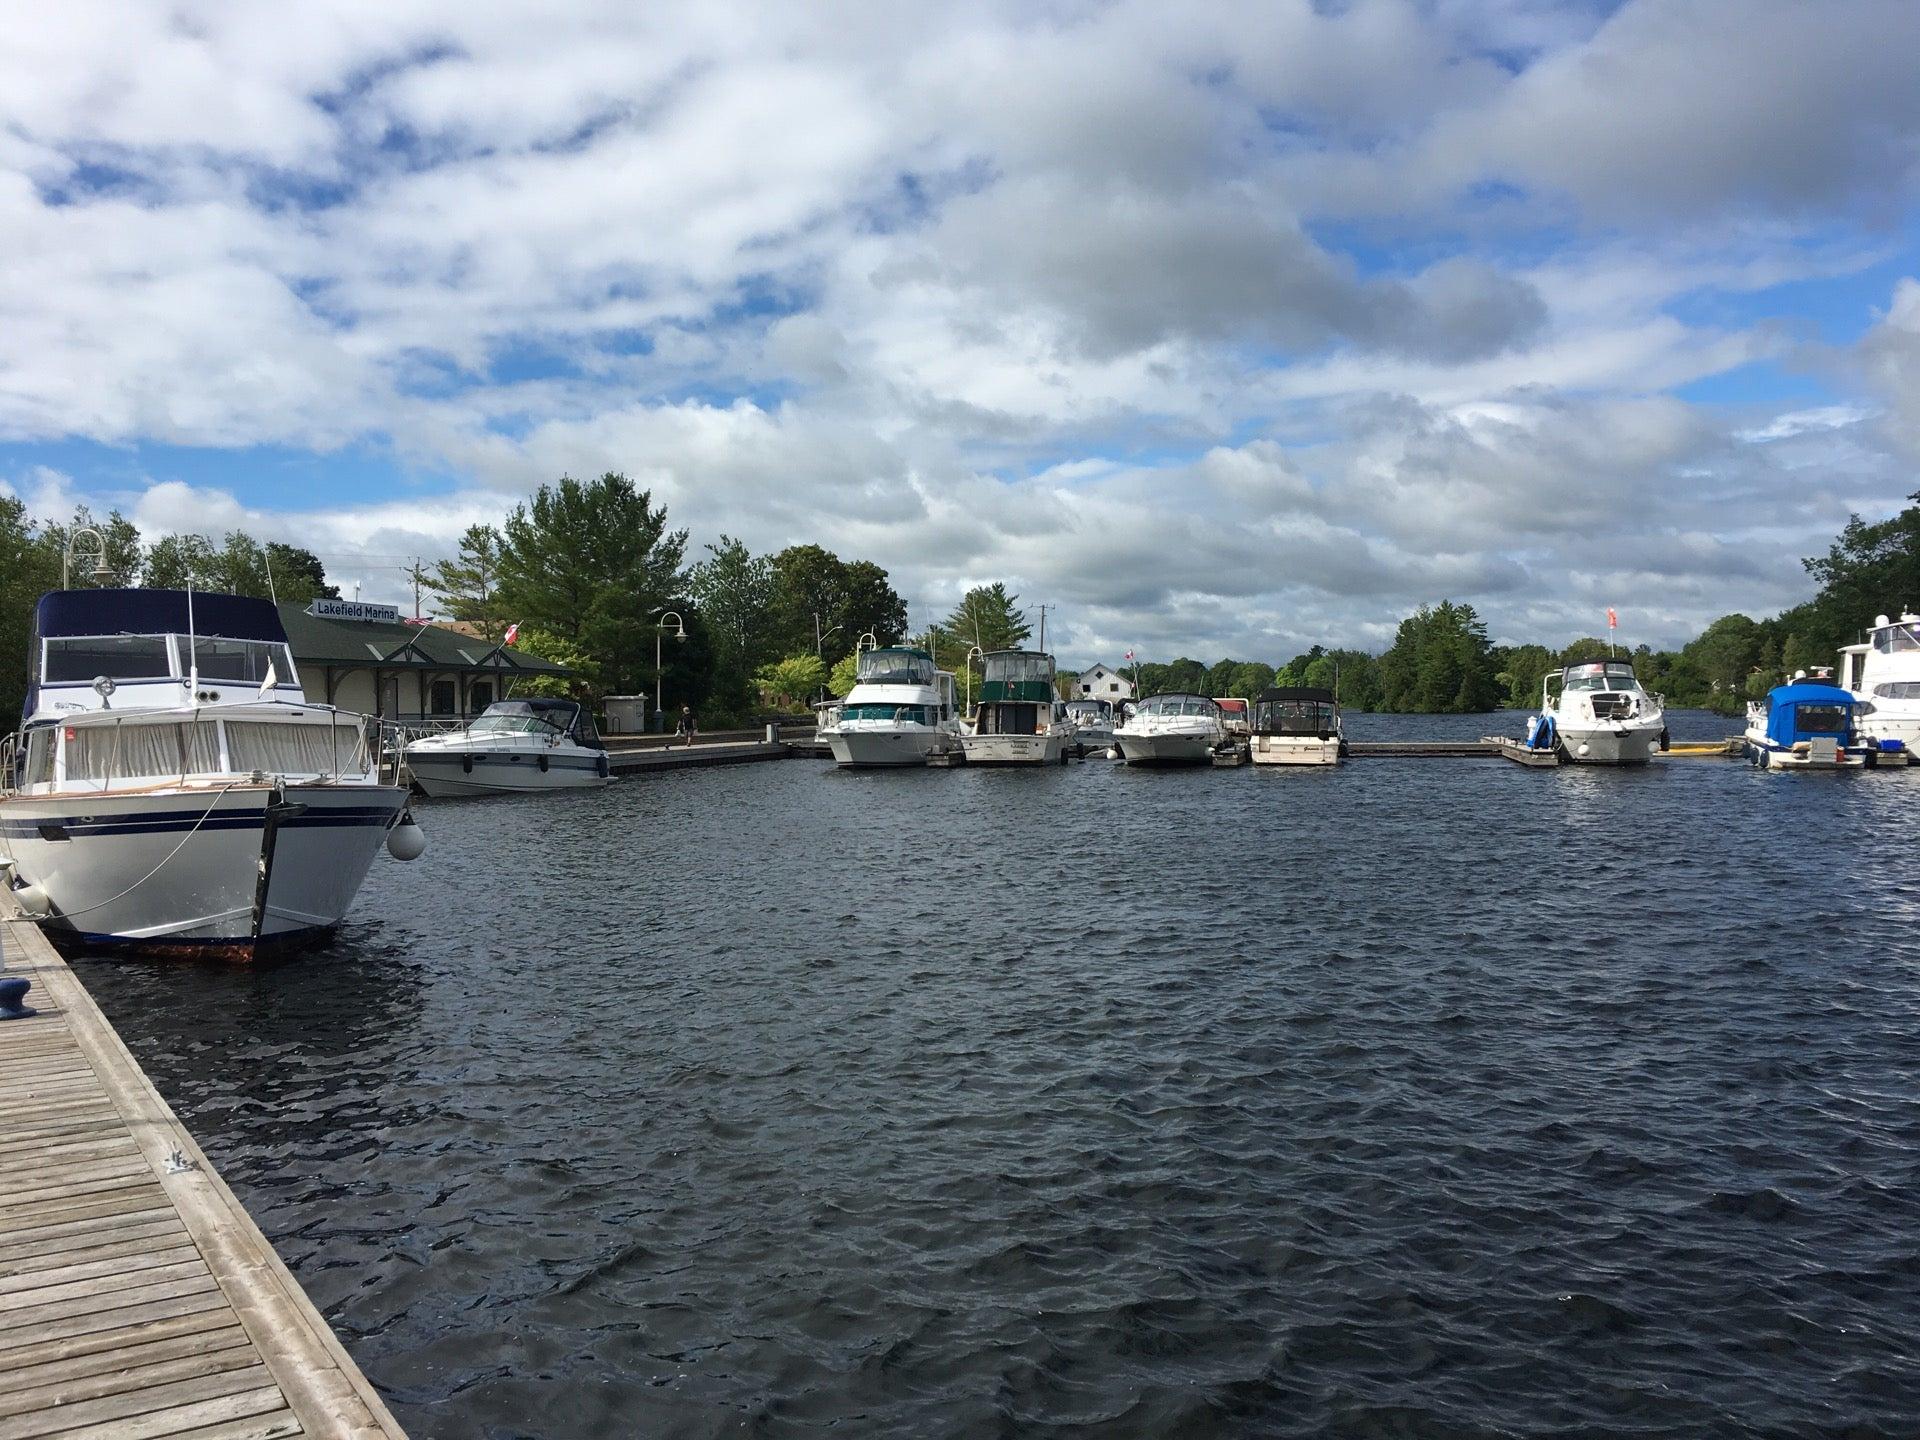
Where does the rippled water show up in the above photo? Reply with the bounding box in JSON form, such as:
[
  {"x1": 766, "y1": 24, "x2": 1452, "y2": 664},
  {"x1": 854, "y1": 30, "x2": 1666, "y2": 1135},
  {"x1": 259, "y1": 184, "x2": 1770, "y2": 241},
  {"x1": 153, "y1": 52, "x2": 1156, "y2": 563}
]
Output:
[{"x1": 73, "y1": 711, "x2": 1920, "y2": 1438}]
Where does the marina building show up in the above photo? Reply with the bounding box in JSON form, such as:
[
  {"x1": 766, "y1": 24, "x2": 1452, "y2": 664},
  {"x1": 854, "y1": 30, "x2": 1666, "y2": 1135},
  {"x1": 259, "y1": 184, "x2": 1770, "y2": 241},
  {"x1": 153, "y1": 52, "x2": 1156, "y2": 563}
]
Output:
[
  {"x1": 1073, "y1": 662, "x2": 1135, "y2": 703},
  {"x1": 277, "y1": 598, "x2": 571, "y2": 724}
]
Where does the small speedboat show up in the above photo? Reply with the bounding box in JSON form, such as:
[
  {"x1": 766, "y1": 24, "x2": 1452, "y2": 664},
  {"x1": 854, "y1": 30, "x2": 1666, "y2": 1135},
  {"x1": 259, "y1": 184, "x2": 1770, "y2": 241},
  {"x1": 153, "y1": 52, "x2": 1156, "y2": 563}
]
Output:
[
  {"x1": 1062, "y1": 698, "x2": 1115, "y2": 756},
  {"x1": 1743, "y1": 676, "x2": 1878, "y2": 769},
  {"x1": 406, "y1": 699, "x2": 611, "y2": 796},
  {"x1": 1249, "y1": 686, "x2": 1343, "y2": 766},
  {"x1": 959, "y1": 650, "x2": 1071, "y2": 765},
  {"x1": 1537, "y1": 660, "x2": 1666, "y2": 764},
  {"x1": 1114, "y1": 693, "x2": 1225, "y2": 765}
]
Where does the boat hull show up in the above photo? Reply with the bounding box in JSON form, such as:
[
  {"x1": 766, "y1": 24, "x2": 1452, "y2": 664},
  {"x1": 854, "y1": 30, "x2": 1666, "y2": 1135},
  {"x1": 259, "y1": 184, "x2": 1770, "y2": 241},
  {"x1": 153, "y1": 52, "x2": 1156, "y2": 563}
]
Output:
[
  {"x1": 408, "y1": 747, "x2": 610, "y2": 797},
  {"x1": 0, "y1": 784, "x2": 407, "y2": 958},
  {"x1": 1742, "y1": 736, "x2": 1869, "y2": 769},
  {"x1": 1557, "y1": 723, "x2": 1662, "y2": 765},
  {"x1": 959, "y1": 732, "x2": 1068, "y2": 765},
  {"x1": 1250, "y1": 735, "x2": 1341, "y2": 766},
  {"x1": 828, "y1": 726, "x2": 952, "y2": 768},
  {"x1": 1115, "y1": 732, "x2": 1218, "y2": 765}
]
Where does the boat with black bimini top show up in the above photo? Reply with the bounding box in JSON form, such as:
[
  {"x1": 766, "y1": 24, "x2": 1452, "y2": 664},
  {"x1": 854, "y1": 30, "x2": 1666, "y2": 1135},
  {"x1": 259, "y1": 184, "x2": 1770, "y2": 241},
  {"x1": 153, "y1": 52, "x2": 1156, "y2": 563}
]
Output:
[
  {"x1": 0, "y1": 589, "x2": 423, "y2": 959},
  {"x1": 960, "y1": 650, "x2": 1072, "y2": 765},
  {"x1": 1249, "y1": 686, "x2": 1344, "y2": 766},
  {"x1": 406, "y1": 699, "x2": 611, "y2": 796}
]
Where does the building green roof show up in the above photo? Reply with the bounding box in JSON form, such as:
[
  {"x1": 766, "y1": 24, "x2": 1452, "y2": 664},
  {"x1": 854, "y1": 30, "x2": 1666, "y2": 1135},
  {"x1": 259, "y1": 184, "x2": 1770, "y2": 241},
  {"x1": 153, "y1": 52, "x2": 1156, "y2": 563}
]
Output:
[{"x1": 276, "y1": 604, "x2": 572, "y2": 676}]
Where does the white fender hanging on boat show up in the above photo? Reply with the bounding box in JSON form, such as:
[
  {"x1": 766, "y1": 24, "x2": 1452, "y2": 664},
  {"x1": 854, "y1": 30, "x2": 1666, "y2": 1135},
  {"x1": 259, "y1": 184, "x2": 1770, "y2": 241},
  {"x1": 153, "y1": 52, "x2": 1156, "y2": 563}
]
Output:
[{"x1": 386, "y1": 811, "x2": 427, "y2": 862}]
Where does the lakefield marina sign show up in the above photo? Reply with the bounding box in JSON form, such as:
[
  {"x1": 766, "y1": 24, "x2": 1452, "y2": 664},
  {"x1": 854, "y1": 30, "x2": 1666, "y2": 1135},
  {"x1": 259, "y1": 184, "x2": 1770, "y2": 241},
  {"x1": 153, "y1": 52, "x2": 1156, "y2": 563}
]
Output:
[{"x1": 307, "y1": 598, "x2": 403, "y2": 623}]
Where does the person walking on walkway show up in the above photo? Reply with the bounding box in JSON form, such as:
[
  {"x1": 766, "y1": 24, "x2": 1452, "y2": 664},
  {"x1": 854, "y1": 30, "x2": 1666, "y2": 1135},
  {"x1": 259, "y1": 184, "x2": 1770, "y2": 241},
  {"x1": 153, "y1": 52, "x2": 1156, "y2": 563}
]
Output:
[{"x1": 676, "y1": 705, "x2": 697, "y2": 748}]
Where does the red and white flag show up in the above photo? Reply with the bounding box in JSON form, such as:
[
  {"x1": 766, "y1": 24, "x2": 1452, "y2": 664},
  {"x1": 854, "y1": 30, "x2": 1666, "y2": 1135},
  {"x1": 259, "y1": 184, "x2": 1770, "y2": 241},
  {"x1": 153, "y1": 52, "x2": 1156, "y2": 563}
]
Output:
[
  {"x1": 503, "y1": 622, "x2": 521, "y2": 646},
  {"x1": 1606, "y1": 608, "x2": 1618, "y2": 631},
  {"x1": 1124, "y1": 649, "x2": 1135, "y2": 661}
]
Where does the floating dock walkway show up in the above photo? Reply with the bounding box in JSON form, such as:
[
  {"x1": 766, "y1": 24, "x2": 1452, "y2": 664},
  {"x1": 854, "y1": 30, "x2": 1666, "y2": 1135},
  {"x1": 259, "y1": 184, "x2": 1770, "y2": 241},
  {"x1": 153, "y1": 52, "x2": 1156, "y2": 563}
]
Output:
[{"x1": 0, "y1": 916, "x2": 408, "y2": 1440}]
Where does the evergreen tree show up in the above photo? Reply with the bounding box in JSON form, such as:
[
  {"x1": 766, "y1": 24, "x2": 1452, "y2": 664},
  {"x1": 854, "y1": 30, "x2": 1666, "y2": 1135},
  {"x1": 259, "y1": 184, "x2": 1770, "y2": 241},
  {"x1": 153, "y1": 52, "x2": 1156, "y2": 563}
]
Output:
[{"x1": 428, "y1": 525, "x2": 505, "y2": 638}]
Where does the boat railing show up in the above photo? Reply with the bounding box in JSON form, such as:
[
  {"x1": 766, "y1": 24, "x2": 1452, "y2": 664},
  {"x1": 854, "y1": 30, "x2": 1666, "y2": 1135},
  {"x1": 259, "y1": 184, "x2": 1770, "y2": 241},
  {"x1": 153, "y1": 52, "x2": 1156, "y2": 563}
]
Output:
[{"x1": 0, "y1": 731, "x2": 16, "y2": 797}]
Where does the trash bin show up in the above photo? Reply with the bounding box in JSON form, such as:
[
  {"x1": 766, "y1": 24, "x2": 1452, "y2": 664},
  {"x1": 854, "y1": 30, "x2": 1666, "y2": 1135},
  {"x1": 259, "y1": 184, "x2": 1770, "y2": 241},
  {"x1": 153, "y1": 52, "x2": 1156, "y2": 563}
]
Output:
[{"x1": 603, "y1": 695, "x2": 648, "y2": 734}]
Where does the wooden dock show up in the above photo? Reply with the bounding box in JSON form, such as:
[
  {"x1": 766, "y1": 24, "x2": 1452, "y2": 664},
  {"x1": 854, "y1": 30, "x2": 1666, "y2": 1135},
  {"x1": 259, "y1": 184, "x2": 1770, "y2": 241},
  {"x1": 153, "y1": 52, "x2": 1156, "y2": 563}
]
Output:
[
  {"x1": 1485, "y1": 736, "x2": 1561, "y2": 766},
  {"x1": 608, "y1": 738, "x2": 792, "y2": 774},
  {"x1": 1346, "y1": 740, "x2": 1500, "y2": 758},
  {"x1": 0, "y1": 917, "x2": 407, "y2": 1440}
]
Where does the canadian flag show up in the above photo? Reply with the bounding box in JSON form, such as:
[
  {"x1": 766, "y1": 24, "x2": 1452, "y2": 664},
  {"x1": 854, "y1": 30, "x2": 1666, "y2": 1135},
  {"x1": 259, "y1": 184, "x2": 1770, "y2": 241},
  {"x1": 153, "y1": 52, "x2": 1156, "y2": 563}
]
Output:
[
  {"x1": 503, "y1": 622, "x2": 521, "y2": 646},
  {"x1": 1606, "y1": 608, "x2": 1618, "y2": 630},
  {"x1": 1124, "y1": 649, "x2": 1135, "y2": 661}
]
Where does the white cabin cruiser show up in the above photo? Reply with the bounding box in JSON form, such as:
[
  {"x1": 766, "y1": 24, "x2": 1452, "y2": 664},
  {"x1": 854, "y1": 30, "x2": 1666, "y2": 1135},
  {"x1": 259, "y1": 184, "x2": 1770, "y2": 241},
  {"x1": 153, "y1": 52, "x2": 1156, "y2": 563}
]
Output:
[
  {"x1": 406, "y1": 699, "x2": 610, "y2": 796},
  {"x1": 1249, "y1": 687, "x2": 1344, "y2": 766},
  {"x1": 1838, "y1": 612, "x2": 1920, "y2": 759},
  {"x1": 1062, "y1": 698, "x2": 1115, "y2": 757},
  {"x1": 823, "y1": 647, "x2": 963, "y2": 768},
  {"x1": 1114, "y1": 693, "x2": 1226, "y2": 765},
  {"x1": 959, "y1": 650, "x2": 1071, "y2": 765},
  {"x1": 1536, "y1": 660, "x2": 1666, "y2": 765},
  {"x1": 0, "y1": 589, "x2": 419, "y2": 959}
]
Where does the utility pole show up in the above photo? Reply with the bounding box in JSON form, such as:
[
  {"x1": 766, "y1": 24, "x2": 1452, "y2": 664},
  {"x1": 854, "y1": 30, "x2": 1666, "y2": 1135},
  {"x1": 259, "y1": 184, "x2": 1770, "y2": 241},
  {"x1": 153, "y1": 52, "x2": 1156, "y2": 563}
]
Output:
[
  {"x1": 1034, "y1": 603, "x2": 1054, "y2": 653},
  {"x1": 405, "y1": 558, "x2": 429, "y2": 622}
]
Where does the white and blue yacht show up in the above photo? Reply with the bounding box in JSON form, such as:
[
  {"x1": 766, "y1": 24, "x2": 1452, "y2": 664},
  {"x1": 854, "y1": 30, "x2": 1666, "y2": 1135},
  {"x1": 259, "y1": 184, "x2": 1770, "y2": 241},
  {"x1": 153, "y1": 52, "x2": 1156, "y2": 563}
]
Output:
[
  {"x1": 1743, "y1": 675, "x2": 1877, "y2": 769},
  {"x1": 0, "y1": 589, "x2": 420, "y2": 958}
]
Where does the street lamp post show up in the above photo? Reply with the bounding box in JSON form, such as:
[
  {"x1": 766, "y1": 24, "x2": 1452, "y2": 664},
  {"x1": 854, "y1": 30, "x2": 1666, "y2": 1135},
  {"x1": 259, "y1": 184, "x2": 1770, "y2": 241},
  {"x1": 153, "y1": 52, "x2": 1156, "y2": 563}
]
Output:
[
  {"x1": 63, "y1": 528, "x2": 114, "y2": 589},
  {"x1": 963, "y1": 644, "x2": 985, "y2": 714},
  {"x1": 654, "y1": 609, "x2": 686, "y2": 732}
]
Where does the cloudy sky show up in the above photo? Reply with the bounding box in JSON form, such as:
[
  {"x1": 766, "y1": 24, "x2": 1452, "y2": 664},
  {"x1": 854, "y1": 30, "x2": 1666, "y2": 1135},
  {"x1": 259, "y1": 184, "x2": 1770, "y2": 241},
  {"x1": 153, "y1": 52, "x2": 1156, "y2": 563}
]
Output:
[{"x1": 3, "y1": 0, "x2": 1919, "y2": 666}]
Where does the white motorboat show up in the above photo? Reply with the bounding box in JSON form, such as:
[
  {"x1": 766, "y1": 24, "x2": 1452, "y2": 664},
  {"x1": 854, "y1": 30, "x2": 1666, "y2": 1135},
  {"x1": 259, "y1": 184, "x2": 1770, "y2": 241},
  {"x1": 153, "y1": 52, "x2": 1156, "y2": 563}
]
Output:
[
  {"x1": 1114, "y1": 692, "x2": 1226, "y2": 765},
  {"x1": 823, "y1": 646, "x2": 964, "y2": 767},
  {"x1": 1249, "y1": 686, "x2": 1343, "y2": 766},
  {"x1": 1062, "y1": 698, "x2": 1115, "y2": 756},
  {"x1": 1743, "y1": 677, "x2": 1876, "y2": 769},
  {"x1": 959, "y1": 650, "x2": 1071, "y2": 765},
  {"x1": 0, "y1": 589, "x2": 420, "y2": 959},
  {"x1": 1838, "y1": 612, "x2": 1920, "y2": 760},
  {"x1": 406, "y1": 699, "x2": 610, "y2": 796},
  {"x1": 1536, "y1": 659, "x2": 1666, "y2": 765}
]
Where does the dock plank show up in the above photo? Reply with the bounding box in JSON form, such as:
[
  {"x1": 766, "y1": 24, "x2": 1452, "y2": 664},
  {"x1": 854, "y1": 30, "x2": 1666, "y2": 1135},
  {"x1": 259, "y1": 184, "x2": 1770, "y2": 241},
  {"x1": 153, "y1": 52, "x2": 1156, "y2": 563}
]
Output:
[{"x1": 0, "y1": 918, "x2": 406, "y2": 1439}]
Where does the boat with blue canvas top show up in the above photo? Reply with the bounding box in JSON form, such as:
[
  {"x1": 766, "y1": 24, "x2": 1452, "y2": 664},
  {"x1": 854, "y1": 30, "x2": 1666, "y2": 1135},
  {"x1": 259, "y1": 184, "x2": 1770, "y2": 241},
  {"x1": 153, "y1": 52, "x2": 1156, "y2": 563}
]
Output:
[
  {"x1": 0, "y1": 589, "x2": 422, "y2": 958},
  {"x1": 1742, "y1": 674, "x2": 1878, "y2": 769}
]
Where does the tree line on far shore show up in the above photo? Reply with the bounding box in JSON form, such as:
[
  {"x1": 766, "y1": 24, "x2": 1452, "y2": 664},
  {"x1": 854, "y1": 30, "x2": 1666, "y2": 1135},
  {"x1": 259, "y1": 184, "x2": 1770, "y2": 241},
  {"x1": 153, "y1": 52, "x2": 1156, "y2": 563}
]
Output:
[
  {"x1": 1108, "y1": 491, "x2": 1920, "y2": 715},
  {"x1": 2, "y1": 482, "x2": 1914, "y2": 725}
]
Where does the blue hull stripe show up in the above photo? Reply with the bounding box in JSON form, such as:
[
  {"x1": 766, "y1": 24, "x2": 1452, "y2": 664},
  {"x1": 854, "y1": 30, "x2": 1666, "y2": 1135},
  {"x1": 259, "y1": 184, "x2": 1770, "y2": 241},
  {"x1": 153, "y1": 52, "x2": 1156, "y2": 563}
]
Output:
[
  {"x1": 2, "y1": 805, "x2": 396, "y2": 839},
  {"x1": 412, "y1": 756, "x2": 605, "y2": 771}
]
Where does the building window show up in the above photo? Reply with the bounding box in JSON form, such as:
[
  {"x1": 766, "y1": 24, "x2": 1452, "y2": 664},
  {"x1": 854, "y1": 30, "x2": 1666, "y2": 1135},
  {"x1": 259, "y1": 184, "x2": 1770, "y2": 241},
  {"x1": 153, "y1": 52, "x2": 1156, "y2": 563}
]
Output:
[
  {"x1": 469, "y1": 682, "x2": 494, "y2": 713},
  {"x1": 1109, "y1": 682, "x2": 1118, "y2": 693},
  {"x1": 430, "y1": 680, "x2": 457, "y2": 715}
]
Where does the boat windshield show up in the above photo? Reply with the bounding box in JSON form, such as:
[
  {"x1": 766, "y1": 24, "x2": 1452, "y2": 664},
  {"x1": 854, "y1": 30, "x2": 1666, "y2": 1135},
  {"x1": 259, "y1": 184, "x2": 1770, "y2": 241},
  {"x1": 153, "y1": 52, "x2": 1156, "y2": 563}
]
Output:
[
  {"x1": 1065, "y1": 700, "x2": 1111, "y2": 719},
  {"x1": 1254, "y1": 699, "x2": 1336, "y2": 733},
  {"x1": 1564, "y1": 666, "x2": 1642, "y2": 692},
  {"x1": 857, "y1": 649, "x2": 934, "y2": 685},
  {"x1": 1874, "y1": 622, "x2": 1920, "y2": 654},
  {"x1": 1138, "y1": 695, "x2": 1216, "y2": 718},
  {"x1": 470, "y1": 710, "x2": 569, "y2": 736},
  {"x1": 43, "y1": 635, "x2": 173, "y2": 683},
  {"x1": 192, "y1": 637, "x2": 295, "y2": 685}
]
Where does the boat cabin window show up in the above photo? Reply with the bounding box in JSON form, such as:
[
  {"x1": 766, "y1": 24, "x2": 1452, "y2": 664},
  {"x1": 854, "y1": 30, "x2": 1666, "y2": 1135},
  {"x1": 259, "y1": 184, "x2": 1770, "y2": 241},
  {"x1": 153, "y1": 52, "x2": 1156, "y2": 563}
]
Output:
[
  {"x1": 225, "y1": 720, "x2": 368, "y2": 776},
  {"x1": 841, "y1": 703, "x2": 934, "y2": 724},
  {"x1": 1254, "y1": 699, "x2": 1335, "y2": 734},
  {"x1": 1873, "y1": 681, "x2": 1920, "y2": 699},
  {"x1": 1790, "y1": 704, "x2": 1850, "y2": 735},
  {"x1": 43, "y1": 635, "x2": 173, "y2": 683},
  {"x1": 857, "y1": 649, "x2": 934, "y2": 685},
  {"x1": 1874, "y1": 623, "x2": 1920, "y2": 654},
  {"x1": 1065, "y1": 700, "x2": 1112, "y2": 720},
  {"x1": 63, "y1": 720, "x2": 224, "y2": 782},
  {"x1": 22, "y1": 728, "x2": 55, "y2": 786}
]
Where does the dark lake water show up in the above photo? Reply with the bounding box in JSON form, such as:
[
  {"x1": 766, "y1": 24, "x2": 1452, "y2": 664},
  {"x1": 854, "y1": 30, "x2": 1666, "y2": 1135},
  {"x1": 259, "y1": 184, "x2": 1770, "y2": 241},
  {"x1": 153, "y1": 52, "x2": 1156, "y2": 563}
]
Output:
[{"x1": 72, "y1": 710, "x2": 1920, "y2": 1438}]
